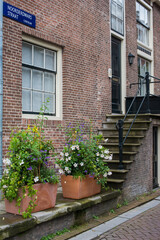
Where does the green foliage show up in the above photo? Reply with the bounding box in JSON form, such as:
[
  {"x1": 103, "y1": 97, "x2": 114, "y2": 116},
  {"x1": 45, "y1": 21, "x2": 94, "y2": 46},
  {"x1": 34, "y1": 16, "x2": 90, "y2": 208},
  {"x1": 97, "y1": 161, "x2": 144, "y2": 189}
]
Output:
[
  {"x1": 93, "y1": 215, "x2": 99, "y2": 220},
  {"x1": 116, "y1": 203, "x2": 122, "y2": 209},
  {"x1": 56, "y1": 122, "x2": 112, "y2": 189},
  {"x1": 0, "y1": 100, "x2": 59, "y2": 218},
  {"x1": 110, "y1": 209, "x2": 115, "y2": 213},
  {"x1": 123, "y1": 199, "x2": 128, "y2": 206},
  {"x1": 41, "y1": 228, "x2": 70, "y2": 240}
]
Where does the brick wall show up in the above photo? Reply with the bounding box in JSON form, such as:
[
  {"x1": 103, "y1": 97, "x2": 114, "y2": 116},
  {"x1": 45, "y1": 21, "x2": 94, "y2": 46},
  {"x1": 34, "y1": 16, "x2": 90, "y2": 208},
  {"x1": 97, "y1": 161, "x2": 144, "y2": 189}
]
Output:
[
  {"x1": 2, "y1": 0, "x2": 111, "y2": 156},
  {"x1": 153, "y1": 3, "x2": 160, "y2": 94},
  {"x1": 125, "y1": 0, "x2": 138, "y2": 97}
]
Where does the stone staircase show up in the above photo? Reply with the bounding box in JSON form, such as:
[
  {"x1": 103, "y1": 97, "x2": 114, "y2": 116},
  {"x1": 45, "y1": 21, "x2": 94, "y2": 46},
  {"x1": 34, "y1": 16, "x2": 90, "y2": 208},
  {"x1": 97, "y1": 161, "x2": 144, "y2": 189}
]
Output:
[{"x1": 99, "y1": 114, "x2": 151, "y2": 189}]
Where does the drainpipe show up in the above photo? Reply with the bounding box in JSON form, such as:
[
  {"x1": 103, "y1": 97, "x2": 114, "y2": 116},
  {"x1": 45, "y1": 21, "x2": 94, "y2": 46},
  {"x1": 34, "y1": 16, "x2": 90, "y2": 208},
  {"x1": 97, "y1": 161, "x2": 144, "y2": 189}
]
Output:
[{"x1": 0, "y1": 0, "x2": 3, "y2": 185}]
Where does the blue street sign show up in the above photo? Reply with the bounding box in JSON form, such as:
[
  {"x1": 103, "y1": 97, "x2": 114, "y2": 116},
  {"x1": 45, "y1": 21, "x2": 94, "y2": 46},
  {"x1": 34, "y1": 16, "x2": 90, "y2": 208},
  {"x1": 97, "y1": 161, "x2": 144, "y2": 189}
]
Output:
[{"x1": 3, "y1": 2, "x2": 36, "y2": 28}]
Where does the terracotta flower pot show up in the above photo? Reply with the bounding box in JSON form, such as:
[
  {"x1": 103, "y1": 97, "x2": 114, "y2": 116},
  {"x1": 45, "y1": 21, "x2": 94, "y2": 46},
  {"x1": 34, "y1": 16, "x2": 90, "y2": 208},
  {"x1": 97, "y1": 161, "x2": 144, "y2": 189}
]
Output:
[
  {"x1": 5, "y1": 182, "x2": 58, "y2": 215},
  {"x1": 61, "y1": 175, "x2": 101, "y2": 199}
]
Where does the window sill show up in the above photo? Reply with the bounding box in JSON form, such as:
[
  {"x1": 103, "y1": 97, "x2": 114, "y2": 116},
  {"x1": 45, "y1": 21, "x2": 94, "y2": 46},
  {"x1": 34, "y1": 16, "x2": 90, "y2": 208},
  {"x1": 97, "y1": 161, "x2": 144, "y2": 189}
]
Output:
[
  {"x1": 22, "y1": 113, "x2": 62, "y2": 121},
  {"x1": 137, "y1": 40, "x2": 152, "y2": 52}
]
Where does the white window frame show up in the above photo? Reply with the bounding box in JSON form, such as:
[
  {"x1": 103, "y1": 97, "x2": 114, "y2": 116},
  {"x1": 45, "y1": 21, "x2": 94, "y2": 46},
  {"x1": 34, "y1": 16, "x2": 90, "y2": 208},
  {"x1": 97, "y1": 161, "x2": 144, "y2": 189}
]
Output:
[
  {"x1": 22, "y1": 35, "x2": 63, "y2": 121},
  {"x1": 111, "y1": 0, "x2": 124, "y2": 35}
]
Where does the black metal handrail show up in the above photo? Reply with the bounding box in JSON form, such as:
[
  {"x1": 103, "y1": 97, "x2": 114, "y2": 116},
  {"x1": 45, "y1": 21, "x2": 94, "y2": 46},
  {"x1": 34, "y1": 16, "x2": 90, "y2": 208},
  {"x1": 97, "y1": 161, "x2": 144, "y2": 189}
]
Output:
[{"x1": 116, "y1": 72, "x2": 150, "y2": 169}]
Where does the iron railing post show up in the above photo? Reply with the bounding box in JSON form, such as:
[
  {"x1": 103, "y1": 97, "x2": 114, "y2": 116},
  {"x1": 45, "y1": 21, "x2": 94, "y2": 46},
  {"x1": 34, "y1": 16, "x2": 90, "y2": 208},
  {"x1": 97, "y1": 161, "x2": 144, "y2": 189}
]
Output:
[
  {"x1": 118, "y1": 119, "x2": 124, "y2": 169},
  {"x1": 145, "y1": 72, "x2": 150, "y2": 113}
]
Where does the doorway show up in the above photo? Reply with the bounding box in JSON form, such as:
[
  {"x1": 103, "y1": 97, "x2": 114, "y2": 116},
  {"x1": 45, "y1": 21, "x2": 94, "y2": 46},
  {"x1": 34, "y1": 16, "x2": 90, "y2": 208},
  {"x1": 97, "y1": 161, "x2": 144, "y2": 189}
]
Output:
[
  {"x1": 111, "y1": 37, "x2": 121, "y2": 113},
  {"x1": 153, "y1": 127, "x2": 158, "y2": 188}
]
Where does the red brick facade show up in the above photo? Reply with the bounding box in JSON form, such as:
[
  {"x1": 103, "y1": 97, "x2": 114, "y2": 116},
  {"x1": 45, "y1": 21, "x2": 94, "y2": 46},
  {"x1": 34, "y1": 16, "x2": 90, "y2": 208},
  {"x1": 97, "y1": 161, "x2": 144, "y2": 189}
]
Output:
[{"x1": 2, "y1": 0, "x2": 160, "y2": 161}]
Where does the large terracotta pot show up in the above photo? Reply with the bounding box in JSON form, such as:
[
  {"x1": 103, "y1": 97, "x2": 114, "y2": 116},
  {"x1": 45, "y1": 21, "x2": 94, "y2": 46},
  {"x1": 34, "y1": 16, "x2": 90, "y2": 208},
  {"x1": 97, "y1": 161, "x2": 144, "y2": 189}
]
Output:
[
  {"x1": 61, "y1": 175, "x2": 101, "y2": 199},
  {"x1": 5, "y1": 182, "x2": 58, "y2": 215}
]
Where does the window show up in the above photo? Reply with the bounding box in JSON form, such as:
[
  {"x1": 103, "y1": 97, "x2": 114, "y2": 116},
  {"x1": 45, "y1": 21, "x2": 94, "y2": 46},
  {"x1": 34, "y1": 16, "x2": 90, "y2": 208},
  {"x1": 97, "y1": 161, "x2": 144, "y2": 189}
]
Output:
[
  {"x1": 138, "y1": 56, "x2": 150, "y2": 96},
  {"x1": 111, "y1": 0, "x2": 124, "y2": 35},
  {"x1": 22, "y1": 42, "x2": 57, "y2": 115},
  {"x1": 136, "y1": 1, "x2": 150, "y2": 46}
]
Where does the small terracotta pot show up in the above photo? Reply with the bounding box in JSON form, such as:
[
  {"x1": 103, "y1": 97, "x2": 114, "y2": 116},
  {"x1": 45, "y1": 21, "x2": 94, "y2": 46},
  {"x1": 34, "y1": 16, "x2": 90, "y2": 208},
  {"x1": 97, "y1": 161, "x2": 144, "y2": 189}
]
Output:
[
  {"x1": 61, "y1": 175, "x2": 101, "y2": 199},
  {"x1": 5, "y1": 183, "x2": 58, "y2": 215}
]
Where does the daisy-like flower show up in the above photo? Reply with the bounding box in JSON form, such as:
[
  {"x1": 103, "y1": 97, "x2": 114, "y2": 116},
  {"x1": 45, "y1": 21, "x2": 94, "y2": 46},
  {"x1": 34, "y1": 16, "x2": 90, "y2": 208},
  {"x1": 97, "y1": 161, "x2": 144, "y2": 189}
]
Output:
[
  {"x1": 71, "y1": 145, "x2": 75, "y2": 150},
  {"x1": 34, "y1": 176, "x2": 39, "y2": 183},
  {"x1": 76, "y1": 145, "x2": 79, "y2": 150},
  {"x1": 65, "y1": 167, "x2": 69, "y2": 171},
  {"x1": 65, "y1": 152, "x2": 69, "y2": 157},
  {"x1": 65, "y1": 158, "x2": 68, "y2": 162},
  {"x1": 3, "y1": 158, "x2": 11, "y2": 166},
  {"x1": 100, "y1": 154, "x2": 104, "y2": 158},
  {"x1": 68, "y1": 157, "x2": 71, "y2": 160},
  {"x1": 108, "y1": 171, "x2": 112, "y2": 176},
  {"x1": 20, "y1": 160, "x2": 24, "y2": 166},
  {"x1": 96, "y1": 152, "x2": 100, "y2": 156},
  {"x1": 98, "y1": 145, "x2": 102, "y2": 149},
  {"x1": 67, "y1": 170, "x2": 71, "y2": 174},
  {"x1": 104, "y1": 138, "x2": 108, "y2": 142},
  {"x1": 104, "y1": 149, "x2": 109, "y2": 154},
  {"x1": 4, "y1": 169, "x2": 9, "y2": 174},
  {"x1": 103, "y1": 173, "x2": 108, "y2": 177},
  {"x1": 108, "y1": 154, "x2": 113, "y2": 161},
  {"x1": 60, "y1": 152, "x2": 64, "y2": 157},
  {"x1": 59, "y1": 169, "x2": 64, "y2": 174},
  {"x1": 3, "y1": 185, "x2": 7, "y2": 189},
  {"x1": 73, "y1": 163, "x2": 78, "y2": 167},
  {"x1": 80, "y1": 162, "x2": 84, "y2": 166}
]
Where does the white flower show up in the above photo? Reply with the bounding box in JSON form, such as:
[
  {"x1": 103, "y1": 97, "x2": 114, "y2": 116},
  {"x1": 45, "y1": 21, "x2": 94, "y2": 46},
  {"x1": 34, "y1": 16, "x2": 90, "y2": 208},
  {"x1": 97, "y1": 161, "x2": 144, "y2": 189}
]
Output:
[
  {"x1": 65, "y1": 167, "x2": 69, "y2": 171},
  {"x1": 60, "y1": 152, "x2": 64, "y2": 156},
  {"x1": 20, "y1": 160, "x2": 24, "y2": 166},
  {"x1": 80, "y1": 162, "x2": 84, "y2": 166},
  {"x1": 100, "y1": 154, "x2": 104, "y2": 158},
  {"x1": 3, "y1": 158, "x2": 11, "y2": 166},
  {"x1": 66, "y1": 158, "x2": 68, "y2": 162},
  {"x1": 34, "y1": 176, "x2": 39, "y2": 183},
  {"x1": 73, "y1": 163, "x2": 78, "y2": 167},
  {"x1": 65, "y1": 152, "x2": 69, "y2": 157},
  {"x1": 68, "y1": 157, "x2": 71, "y2": 160},
  {"x1": 104, "y1": 138, "x2": 108, "y2": 142},
  {"x1": 108, "y1": 154, "x2": 113, "y2": 161},
  {"x1": 108, "y1": 171, "x2": 112, "y2": 176},
  {"x1": 103, "y1": 173, "x2": 108, "y2": 177},
  {"x1": 98, "y1": 145, "x2": 102, "y2": 149},
  {"x1": 3, "y1": 185, "x2": 7, "y2": 189},
  {"x1": 71, "y1": 145, "x2": 75, "y2": 150},
  {"x1": 76, "y1": 145, "x2": 79, "y2": 150},
  {"x1": 104, "y1": 149, "x2": 109, "y2": 154},
  {"x1": 67, "y1": 170, "x2": 71, "y2": 174},
  {"x1": 96, "y1": 158, "x2": 99, "y2": 162},
  {"x1": 4, "y1": 169, "x2": 9, "y2": 174},
  {"x1": 55, "y1": 164, "x2": 59, "y2": 169},
  {"x1": 96, "y1": 152, "x2": 100, "y2": 156},
  {"x1": 59, "y1": 169, "x2": 64, "y2": 175}
]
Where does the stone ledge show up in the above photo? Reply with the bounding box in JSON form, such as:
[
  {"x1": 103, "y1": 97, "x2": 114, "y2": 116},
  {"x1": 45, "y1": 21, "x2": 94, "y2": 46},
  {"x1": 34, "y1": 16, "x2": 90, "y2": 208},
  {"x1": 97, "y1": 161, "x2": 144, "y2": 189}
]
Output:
[{"x1": 0, "y1": 190, "x2": 120, "y2": 240}]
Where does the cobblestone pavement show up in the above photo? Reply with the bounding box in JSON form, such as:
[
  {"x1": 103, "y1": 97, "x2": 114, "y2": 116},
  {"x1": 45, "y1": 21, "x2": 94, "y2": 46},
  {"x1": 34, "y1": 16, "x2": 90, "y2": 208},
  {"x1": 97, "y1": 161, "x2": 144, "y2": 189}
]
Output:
[{"x1": 94, "y1": 204, "x2": 160, "y2": 240}]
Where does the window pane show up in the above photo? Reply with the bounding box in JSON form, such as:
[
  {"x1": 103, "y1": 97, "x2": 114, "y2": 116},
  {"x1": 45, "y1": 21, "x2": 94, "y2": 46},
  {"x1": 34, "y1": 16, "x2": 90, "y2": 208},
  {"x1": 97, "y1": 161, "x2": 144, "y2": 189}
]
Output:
[
  {"x1": 22, "y1": 90, "x2": 31, "y2": 111},
  {"x1": 22, "y1": 67, "x2": 31, "y2": 88},
  {"x1": 117, "y1": 5, "x2": 123, "y2": 19},
  {"x1": 32, "y1": 91, "x2": 42, "y2": 112},
  {"x1": 44, "y1": 94, "x2": 55, "y2": 114},
  {"x1": 32, "y1": 70, "x2": 43, "y2": 91},
  {"x1": 44, "y1": 72, "x2": 55, "y2": 93},
  {"x1": 22, "y1": 42, "x2": 32, "y2": 65},
  {"x1": 111, "y1": 15, "x2": 116, "y2": 31},
  {"x1": 45, "y1": 50, "x2": 56, "y2": 71},
  {"x1": 112, "y1": 2, "x2": 116, "y2": 15},
  {"x1": 34, "y1": 46, "x2": 44, "y2": 68}
]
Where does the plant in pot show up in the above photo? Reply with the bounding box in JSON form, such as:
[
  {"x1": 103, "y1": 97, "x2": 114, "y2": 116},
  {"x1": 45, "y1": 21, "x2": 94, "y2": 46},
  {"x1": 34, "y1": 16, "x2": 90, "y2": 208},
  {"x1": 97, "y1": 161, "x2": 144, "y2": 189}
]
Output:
[
  {"x1": 56, "y1": 123, "x2": 112, "y2": 199},
  {"x1": 0, "y1": 103, "x2": 59, "y2": 218}
]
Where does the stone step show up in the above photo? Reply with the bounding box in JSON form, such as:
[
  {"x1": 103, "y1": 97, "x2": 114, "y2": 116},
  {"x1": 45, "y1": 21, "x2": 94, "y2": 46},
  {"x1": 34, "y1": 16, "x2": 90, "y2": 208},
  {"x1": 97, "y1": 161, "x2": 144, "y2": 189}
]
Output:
[
  {"x1": 103, "y1": 143, "x2": 141, "y2": 152},
  {"x1": 106, "y1": 114, "x2": 151, "y2": 122},
  {"x1": 99, "y1": 128, "x2": 147, "y2": 137},
  {"x1": 102, "y1": 135, "x2": 144, "y2": 144},
  {"x1": 102, "y1": 120, "x2": 151, "y2": 129},
  {"x1": 107, "y1": 178, "x2": 125, "y2": 183},
  {"x1": 0, "y1": 190, "x2": 120, "y2": 240}
]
